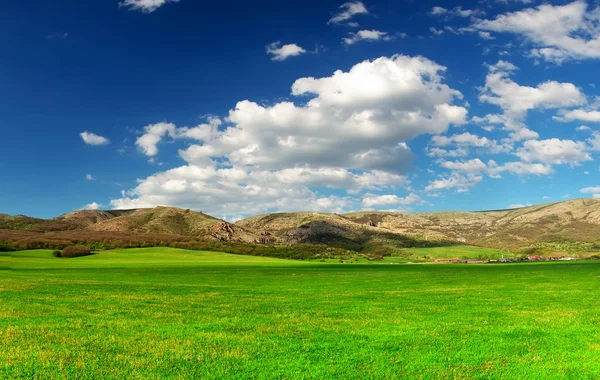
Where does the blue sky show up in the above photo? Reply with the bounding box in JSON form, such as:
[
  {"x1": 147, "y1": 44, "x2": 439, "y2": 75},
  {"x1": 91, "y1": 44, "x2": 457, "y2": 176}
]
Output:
[{"x1": 1, "y1": 0, "x2": 600, "y2": 219}]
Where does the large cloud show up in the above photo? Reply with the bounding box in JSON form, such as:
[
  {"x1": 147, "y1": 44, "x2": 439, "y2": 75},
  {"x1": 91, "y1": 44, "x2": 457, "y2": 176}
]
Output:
[
  {"x1": 110, "y1": 165, "x2": 407, "y2": 218},
  {"x1": 474, "y1": 1, "x2": 600, "y2": 63},
  {"x1": 115, "y1": 55, "x2": 467, "y2": 215},
  {"x1": 476, "y1": 61, "x2": 585, "y2": 140}
]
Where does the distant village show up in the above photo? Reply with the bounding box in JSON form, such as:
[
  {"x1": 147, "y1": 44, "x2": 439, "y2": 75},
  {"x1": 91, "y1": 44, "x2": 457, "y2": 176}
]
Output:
[{"x1": 435, "y1": 254, "x2": 577, "y2": 264}]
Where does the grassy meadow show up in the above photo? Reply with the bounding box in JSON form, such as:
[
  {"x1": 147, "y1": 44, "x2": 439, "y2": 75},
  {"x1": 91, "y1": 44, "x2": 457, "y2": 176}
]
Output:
[
  {"x1": 2, "y1": 248, "x2": 600, "y2": 379},
  {"x1": 402, "y1": 245, "x2": 515, "y2": 261}
]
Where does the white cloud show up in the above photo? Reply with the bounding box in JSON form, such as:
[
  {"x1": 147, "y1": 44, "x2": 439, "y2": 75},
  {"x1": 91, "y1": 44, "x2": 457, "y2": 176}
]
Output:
[
  {"x1": 474, "y1": 1, "x2": 600, "y2": 63},
  {"x1": 362, "y1": 193, "x2": 422, "y2": 208},
  {"x1": 136, "y1": 118, "x2": 221, "y2": 157},
  {"x1": 478, "y1": 61, "x2": 585, "y2": 139},
  {"x1": 266, "y1": 42, "x2": 307, "y2": 61},
  {"x1": 80, "y1": 131, "x2": 110, "y2": 146},
  {"x1": 426, "y1": 147, "x2": 469, "y2": 158},
  {"x1": 86, "y1": 174, "x2": 95, "y2": 181},
  {"x1": 509, "y1": 203, "x2": 531, "y2": 209},
  {"x1": 425, "y1": 173, "x2": 482, "y2": 192},
  {"x1": 440, "y1": 159, "x2": 487, "y2": 173},
  {"x1": 81, "y1": 202, "x2": 102, "y2": 211},
  {"x1": 516, "y1": 138, "x2": 591, "y2": 165},
  {"x1": 119, "y1": 0, "x2": 179, "y2": 13},
  {"x1": 555, "y1": 109, "x2": 600, "y2": 123},
  {"x1": 175, "y1": 55, "x2": 467, "y2": 173},
  {"x1": 115, "y1": 55, "x2": 468, "y2": 216},
  {"x1": 580, "y1": 186, "x2": 600, "y2": 198},
  {"x1": 343, "y1": 30, "x2": 391, "y2": 45},
  {"x1": 430, "y1": 6, "x2": 483, "y2": 19},
  {"x1": 489, "y1": 161, "x2": 554, "y2": 176},
  {"x1": 430, "y1": 27, "x2": 445, "y2": 36},
  {"x1": 577, "y1": 125, "x2": 591, "y2": 131},
  {"x1": 542, "y1": 196, "x2": 552, "y2": 200},
  {"x1": 588, "y1": 132, "x2": 600, "y2": 151},
  {"x1": 496, "y1": 0, "x2": 533, "y2": 4},
  {"x1": 110, "y1": 165, "x2": 369, "y2": 218},
  {"x1": 136, "y1": 122, "x2": 176, "y2": 156},
  {"x1": 430, "y1": 132, "x2": 512, "y2": 155},
  {"x1": 329, "y1": 1, "x2": 369, "y2": 25}
]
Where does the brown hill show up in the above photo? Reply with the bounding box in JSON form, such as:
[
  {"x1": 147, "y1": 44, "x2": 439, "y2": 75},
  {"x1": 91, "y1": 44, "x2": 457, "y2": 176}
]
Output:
[
  {"x1": 345, "y1": 198, "x2": 600, "y2": 250},
  {"x1": 0, "y1": 214, "x2": 46, "y2": 230},
  {"x1": 236, "y1": 199, "x2": 600, "y2": 251},
  {"x1": 2, "y1": 198, "x2": 600, "y2": 252},
  {"x1": 235, "y1": 212, "x2": 443, "y2": 249},
  {"x1": 89, "y1": 206, "x2": 258, "y2": 242}
]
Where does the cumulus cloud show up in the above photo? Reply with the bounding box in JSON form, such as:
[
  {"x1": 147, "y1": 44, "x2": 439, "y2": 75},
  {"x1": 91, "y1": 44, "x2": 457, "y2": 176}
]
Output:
[
  {"x1": 425, "y1": 173, "x2": 482, "y2": 193},
  {"x1": 516, "y1": 138, "x2": 591, "y2": 165},
  {"x1": 113, "y1": 55, "x2": 468, "y2": 216},
  {"x1": 136, "y1": 118, "x2": 221, "y2": 157},
  {"x1": 487, "y1": 161, "x2": 554, "y2": 176},
  {"x1": 555, "y1": 109, "x2": 600, "y2": 123},
  {"x1": 478, "y1": 61, "x2": 585, "y2": 140},
  {"x1": 580, "y1": 186, "x2": 600, "y2": 198},
  {"x1": 343, "y1": 30, "x2": 391, "y2": 45},
  {"x1": 86, "y1": 174, "x2": 95, "y2": 181},
  {"x1": 440, "y1": 159, "x2": 488, "y2": 173},
  {"x1": 81, "y1": 202, "x2": 103, "y2": 210},
  {"x1": 362, "y1": 193, "x2": 422, "y2": 208},
  {"x1": 119, "y1": 0, "x2": 179, "y2": 13},
  {"x1": 474, "y1": 1, "x2": 600, "y2": 63},
  {"x1": 329, "y1": 1, "x2": 369, "y2": 25},
  {"x1": 266, "y1": 42, "x2": 307, "y2": 61},
  {"x1": 109, "y1": 165, "x2": 386, "y2": 218},
  {"x1": 430, "y1": 6, "x2": 484, "y2": 19},
  {"x1": 80, "y1": 131, "x2": 110, "y2": 146},
  {"x1": 430, "y1": 132, "x2": 512, "y2": 155},
  {"x1": 588, "y1": 132, "x2": 600, "y2": 151}
]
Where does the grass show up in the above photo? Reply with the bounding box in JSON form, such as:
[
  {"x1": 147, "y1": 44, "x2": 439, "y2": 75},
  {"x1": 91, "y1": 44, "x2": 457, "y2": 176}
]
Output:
[
  {"x1": 2, "y1": 248, "x2": 600, "y2": 379},
  {"x1": 403, "y1": 245, "x2": 515, "y2": 260}
]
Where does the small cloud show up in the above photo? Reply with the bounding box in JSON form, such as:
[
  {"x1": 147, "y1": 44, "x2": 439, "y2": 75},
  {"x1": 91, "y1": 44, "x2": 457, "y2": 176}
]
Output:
[
  {"x1": 266, "y1": 42, "x2": 307, "y2": 61},
  {"x1": 81, "y1": 202, "x2": 103, "y2": 210},
  {"x1": 86, "y1": 174, "x2": 95, "y2": 181},
  {"x1": 343, "y1": 30, "x2": 392, "y2": 45},
  {"x1": 430, "y1": 6, "x2": 484, "y2": 19},
  {"x1": 80, "y1": 131, "x2": 110, "y2": 146},
  {"x1": 542, "y1": 196, "x2": 552, "y2": 200},
  {"x1": 328, "y1": 1, "x2": 369, "y2": 25},
  {"x1": 577, "y1": 125, "x2": 591, "y2": 132},
  {"x1": 429, "y1": 27, "x2": 444, "y2": 36},
  {"x1": 478, "y1": 31, "x2": 495, "y2": 40},
  {"x1": 509, "y1": 203, "x2": 531, "y2": 209},
  {"x1": 46, "y1": 32, "x2": 68, "y2": 40},
  {"x1": 119, "y1": 0, "x2": 179, "y2": 13}
]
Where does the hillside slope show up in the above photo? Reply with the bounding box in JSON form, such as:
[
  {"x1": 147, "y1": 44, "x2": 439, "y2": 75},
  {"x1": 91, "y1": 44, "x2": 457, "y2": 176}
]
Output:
[
  {"x1": 89, "y1": 206, "x2": 258, "y2": 242},
  {"x1": 345, "y1": 198, "x2": 600, "y2": 250},
  {"x1": 3, "y1": 198, "x2": 600, "y2": 252},
  {"x1": 237, "y1": 199, "x2": 600, "y2": 251},
  {"x1": 236, "y1": 212, "x2": 447, "y2": 249}
]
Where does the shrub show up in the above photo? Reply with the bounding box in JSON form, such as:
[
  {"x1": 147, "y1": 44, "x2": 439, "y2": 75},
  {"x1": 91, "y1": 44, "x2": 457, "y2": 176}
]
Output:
[
  {"x1": 52, "y1": 250, "x2": 62, "y2": 257},
  {"x1": 61, "y1": 245, "x2": 92, "y2": 258}
]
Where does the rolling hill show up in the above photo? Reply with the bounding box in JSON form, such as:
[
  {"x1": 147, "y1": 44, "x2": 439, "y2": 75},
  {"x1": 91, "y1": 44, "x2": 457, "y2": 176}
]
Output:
[{"x1": 2, "y1": 198, "x2": 600, "y2": 253}]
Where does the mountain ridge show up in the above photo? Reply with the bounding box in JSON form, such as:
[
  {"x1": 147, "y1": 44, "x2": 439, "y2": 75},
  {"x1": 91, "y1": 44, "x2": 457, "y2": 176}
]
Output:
[{"x1": 2, "y1": 198, "x2": 600, "y2": 252}]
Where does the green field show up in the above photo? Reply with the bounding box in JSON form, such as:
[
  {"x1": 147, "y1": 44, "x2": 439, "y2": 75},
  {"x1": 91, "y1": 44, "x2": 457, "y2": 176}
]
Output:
[
  {"x1": 2, "y1": 248, "x2": 600, "y2": 379},
  {"x1": 403, "y1": 245, "x2": 514, "y2": 260}
]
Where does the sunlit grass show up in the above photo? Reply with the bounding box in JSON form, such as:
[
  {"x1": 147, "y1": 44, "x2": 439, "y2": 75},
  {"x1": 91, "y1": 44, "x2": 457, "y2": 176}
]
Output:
[{"x1": 1, "y1": 248, "x2": 599, "y2": 378}]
